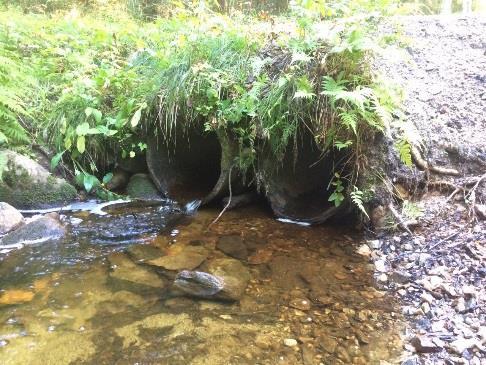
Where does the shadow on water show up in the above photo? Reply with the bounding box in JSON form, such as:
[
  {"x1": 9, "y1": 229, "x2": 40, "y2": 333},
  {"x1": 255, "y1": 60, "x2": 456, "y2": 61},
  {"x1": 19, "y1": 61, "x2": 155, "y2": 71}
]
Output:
[{"x1": 0, "y1": 201, "x2": 404, "y2": 365}]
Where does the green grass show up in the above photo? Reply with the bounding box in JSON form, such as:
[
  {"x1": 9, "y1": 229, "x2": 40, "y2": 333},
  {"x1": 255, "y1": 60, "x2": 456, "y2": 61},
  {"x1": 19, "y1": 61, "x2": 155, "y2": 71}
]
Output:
[{"x1": 0, "y1": 3, "x2": 404, "y2": 211}]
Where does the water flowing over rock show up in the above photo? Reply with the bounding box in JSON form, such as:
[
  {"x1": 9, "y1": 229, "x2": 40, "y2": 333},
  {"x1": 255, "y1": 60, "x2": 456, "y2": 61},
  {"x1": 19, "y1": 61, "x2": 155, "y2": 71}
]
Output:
[
  {"x1": 0, "y1": 150, "x2": 77, "y2": 209},
  {"x1": 0, "y1": 213, "x2": 65, "y2": 248},
  {"x1": 0, "y1": 202, "x2": 23, "y2": 235}
]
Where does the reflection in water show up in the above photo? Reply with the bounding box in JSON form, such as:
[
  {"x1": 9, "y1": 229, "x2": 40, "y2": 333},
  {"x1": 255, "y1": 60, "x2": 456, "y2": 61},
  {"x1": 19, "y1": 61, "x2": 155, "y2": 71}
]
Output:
[{"x1": 0, "y1": 202, "x2": 404, "y2": 364}]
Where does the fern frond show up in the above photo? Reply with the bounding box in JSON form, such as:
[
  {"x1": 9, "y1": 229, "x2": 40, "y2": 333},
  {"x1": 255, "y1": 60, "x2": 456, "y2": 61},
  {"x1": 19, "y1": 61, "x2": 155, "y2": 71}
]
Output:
[
  {"x1": 339, "y1": 111, "x2": 358, "y2": 134},
  {"x1": 395, "y1": 138, "x2": 413, "y2": 167},
  {"x1": 350, "y1": 187, "x2": 369, "y2": 218}
]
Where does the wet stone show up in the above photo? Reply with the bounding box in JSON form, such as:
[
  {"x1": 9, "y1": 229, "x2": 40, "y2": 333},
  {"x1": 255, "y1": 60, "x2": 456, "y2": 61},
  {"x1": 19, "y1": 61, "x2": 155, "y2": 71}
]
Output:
[
  {"x1": 1, "y1": 214, "x2": 65, "y2": 247},
  {"x1": 289, "y1": 298, "x2": 311, "y2": 311},
  {"x1": 318, "y1": 334, "x2": 338, "y2": 353},
  {"x1": 147, "y1": 244, "x2": 209, "y2": 271},
  {"x1": 283, "y1": 338, "x2": 298, "y2": 347},
  {"x1": 126, "y1": 244, "x2": 165, "y2": 263},
  {"x1": 216, "y1": 235, "x2": 248, "y2": 261},
  {"x1": 108, "y1": 252, "x2": 166, "y2": 290}
]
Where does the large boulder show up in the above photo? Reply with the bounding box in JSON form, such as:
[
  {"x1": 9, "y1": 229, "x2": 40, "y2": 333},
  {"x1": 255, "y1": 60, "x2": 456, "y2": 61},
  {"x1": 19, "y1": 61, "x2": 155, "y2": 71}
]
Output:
[
  {"x1": 0, "y1": 213, "x2": 65, "y2": 247},
  {"x1": 0, "y1": 202, "x2": 23, "y2": 235},
  {"x1": 126, "y1": 173, "x2": 162, "y2": 200},
  {"x1": 0, "y1": 150, "x2": 77, "y2": 209}
]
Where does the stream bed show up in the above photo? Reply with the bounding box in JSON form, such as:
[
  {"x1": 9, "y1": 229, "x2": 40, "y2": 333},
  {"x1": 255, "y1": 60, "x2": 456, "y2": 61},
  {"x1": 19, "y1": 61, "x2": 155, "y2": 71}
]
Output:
[{"x1": 0, "y1": 201, "x2": 404, "y2": 364}]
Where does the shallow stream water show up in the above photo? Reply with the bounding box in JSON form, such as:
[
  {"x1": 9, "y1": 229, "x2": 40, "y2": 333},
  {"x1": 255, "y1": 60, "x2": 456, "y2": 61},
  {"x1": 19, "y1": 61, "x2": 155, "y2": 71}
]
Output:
[{"x1": 0, "y1": 201, "x2": 404, "y2": 364}]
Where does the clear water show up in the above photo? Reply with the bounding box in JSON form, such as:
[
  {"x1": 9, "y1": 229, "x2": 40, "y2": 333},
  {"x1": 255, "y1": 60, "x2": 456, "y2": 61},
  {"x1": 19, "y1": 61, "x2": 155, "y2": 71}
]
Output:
[{"x1": 0, "y1": 202, "x2": 404, "y2": 364}]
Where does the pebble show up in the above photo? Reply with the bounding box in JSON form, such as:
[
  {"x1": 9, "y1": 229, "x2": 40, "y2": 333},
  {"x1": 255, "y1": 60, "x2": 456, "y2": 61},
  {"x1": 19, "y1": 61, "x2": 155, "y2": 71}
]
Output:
[
  {"x1": 357, "y1": 244, "x2": 371, "y2": 257},
  {"x1": 410, "y1": 335, "x2": 442, "y2": 353},
  {"x1": 289, "y1": 298, "x2": 311, "y2": 311},
  {"x1": 283, "y1": 338, "x2": 298, "y2": 347},
  {"x1": 374, "y1": 259, "x2": 387, "y2": 272},
  {"x1": 368, "y1": 240, "x2": 381, "y2": 249},
  {"x1": 378, "y1": 273, "x2": 388, "y2": 283},
  {"x1": 448, "y1": 338, "x2": 477, "y2": 354}
]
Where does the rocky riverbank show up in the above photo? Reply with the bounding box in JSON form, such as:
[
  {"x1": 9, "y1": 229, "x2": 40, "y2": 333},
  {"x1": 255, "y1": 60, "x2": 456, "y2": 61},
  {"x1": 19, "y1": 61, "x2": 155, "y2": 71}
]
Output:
[{"x1": 374, "y1": 15, "x2": 486, "y2": 365}]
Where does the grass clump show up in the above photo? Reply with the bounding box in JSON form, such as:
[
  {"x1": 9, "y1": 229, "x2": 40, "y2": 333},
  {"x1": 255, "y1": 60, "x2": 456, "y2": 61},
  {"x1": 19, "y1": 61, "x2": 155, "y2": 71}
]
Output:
[{"x1": 0, "y1": 2, "x2": 404, "y2": 213}]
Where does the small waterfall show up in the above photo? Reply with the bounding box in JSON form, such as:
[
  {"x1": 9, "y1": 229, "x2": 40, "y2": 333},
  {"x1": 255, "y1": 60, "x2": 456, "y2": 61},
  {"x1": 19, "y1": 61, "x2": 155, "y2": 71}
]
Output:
[{"x1": 184, "y1": 200, "x2": 202, "y2": 215}]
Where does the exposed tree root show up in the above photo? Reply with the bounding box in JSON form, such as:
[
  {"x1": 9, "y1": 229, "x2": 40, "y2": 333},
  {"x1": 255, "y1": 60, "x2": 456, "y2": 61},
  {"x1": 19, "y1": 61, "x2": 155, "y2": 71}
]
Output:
[
  {"x1": 388, "y1": 202, "x2": 413, "y2": 236},
  {"x1": 411, "y1": 145, "x2": 459, "y2": 176}
]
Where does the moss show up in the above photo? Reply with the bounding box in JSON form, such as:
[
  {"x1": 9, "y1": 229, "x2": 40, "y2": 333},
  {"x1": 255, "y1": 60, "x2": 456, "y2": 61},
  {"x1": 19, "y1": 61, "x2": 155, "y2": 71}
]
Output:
[
  {"x1": 126, "y1": 173, "x2": 161, "y2": 200},
  {"x1": 0, "y1": 157, "x2": 77, "y2": 209}
]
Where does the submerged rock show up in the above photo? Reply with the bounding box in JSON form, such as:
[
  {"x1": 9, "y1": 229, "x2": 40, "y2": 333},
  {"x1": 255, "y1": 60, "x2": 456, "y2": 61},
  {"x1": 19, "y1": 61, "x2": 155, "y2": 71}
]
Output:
[
  {"x1": 126, "y1": 173, "x2": 162, "y2": 200},
  {"x1": 216, "y1": 235, "x2": 248, "y2": 261},
  {"x1": 0, "y1": 202, "x2": 23, "y2": 235},
  {"x1": 108, "y1": 252, "x2": 166, "y2": 290},
  {"x1": 0, "y1": 150, "x2": 77, "y2": 209},
  {"x1": 147, "y1": 244, "x2": 209, "y2": 271},
  {"x1": 0, "y1": 213, "x2": 65, "y2": 247},
  {"x1": 174, "y1": 257, "x2": 251, "y2": 301},
  {"x1": 206, "y1": 258, "x2": 251, "y2": 300}
]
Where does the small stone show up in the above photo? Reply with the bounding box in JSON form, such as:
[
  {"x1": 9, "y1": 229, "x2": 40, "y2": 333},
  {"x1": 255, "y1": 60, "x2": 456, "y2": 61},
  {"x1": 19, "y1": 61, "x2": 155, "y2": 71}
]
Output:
[
  {"x1": 319, "y1": 334, "x2": 338, "y2": 353},
  {"x1": 455, "y1": 298, "x2": 466, "y2": 313},
  {"x1": 289, "y1": 298, "x2": 311, "y2": 311},
  {"x1": 401, "y1": 356, "x2": 420, "y2": 365},
  {"x1": 374, "y1": 259, "x2": 387, "y2": 272},
  {"x1": 284, "y1": 338, "x2": 298, "y2": 347},
  {"x1": 421, "y1": 292, "x2": 434, "y2": 304},
  {"x1": 378, "y1": 273, "x2": 388, "y2": 283},
  {"x1": 357, "y1": 244, "x2": 371, "y2": 257},
  {"x1": 0, "y1": 339, "x2": 8, "y2": 347},
  {"x1": 420, "y1": 275, "x2": 443, "y2": 291},
  {"x1": 448, "y1": 338, "x2": 477, "y2": 354},
  {"x1": 410, "y1": 336, "x2": 442, "y2": 353},
  {"x1": 421, "y1": 302, "x2": 431, "y2": 314},
  {"x1": 462, "y1": 285, "x2": 476, "y2": 297},
  {"x1": 368, "y1": 240, "x2": 381, "y2": 249}
]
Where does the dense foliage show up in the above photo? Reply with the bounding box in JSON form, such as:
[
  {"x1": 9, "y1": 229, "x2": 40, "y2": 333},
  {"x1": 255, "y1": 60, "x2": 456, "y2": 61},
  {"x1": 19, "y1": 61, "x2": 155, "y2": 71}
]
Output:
[{"x1": 0, "y1": 0, "x2": 431, "y2": 208}]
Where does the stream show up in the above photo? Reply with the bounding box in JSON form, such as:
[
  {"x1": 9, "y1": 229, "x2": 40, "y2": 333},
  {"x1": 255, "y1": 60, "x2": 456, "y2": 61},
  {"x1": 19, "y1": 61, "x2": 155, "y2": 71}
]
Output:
[{"x1": 0, "y1": 201, "x2": 404, "y2": 364}]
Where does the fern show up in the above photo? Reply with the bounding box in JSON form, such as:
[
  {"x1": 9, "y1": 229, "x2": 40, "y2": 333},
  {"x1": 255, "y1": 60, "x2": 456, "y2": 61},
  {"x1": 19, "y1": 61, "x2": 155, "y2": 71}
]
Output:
[
  {"x1": 350, "y1": 186, "x2": 369, "y2": 218},
  {"x1": 339, "y1": 111, "x2": 358, "y2": 134},
  {"x1": 396, "y1": 138, "x2": 412, "y2": 167}
]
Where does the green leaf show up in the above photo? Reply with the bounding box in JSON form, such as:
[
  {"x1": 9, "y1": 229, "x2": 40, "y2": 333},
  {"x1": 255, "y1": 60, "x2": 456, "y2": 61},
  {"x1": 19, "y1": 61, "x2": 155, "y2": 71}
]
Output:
[
  {"x1": 77, "y1": 135, "x2": 86, "y2": 154},
  {"x1": 83, "y1": 174, "x2": 100, "y2": 193},
  {"x1": 76, "y1": 122, "x2": 90, "y2": 136},
  {"x1": 50, "y1": 151, "x2": 65, "y2": 171},
  {"x1": 87, "y1": 128, "x2": 101, "y2": 135},
  {"x1": 102, "y1": 172, "x2": 113, "y2": 185},
  {"x1": 92, "y1": 109, "x2": 102, "y2": 123},
  {"x1": 130, "y1": 108, "x2": 142, "y2": 128}
]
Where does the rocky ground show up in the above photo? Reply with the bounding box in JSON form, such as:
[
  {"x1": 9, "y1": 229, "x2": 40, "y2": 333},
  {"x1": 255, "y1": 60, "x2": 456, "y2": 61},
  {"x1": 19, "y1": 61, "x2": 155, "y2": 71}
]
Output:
[{"x1": 372, "y1": 15, "x2": 486, "y2": 365}]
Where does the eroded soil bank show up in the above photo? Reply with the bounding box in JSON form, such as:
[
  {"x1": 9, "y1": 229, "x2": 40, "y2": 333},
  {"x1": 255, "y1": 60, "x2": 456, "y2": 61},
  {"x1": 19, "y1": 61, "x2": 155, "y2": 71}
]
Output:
[{"x1": 371, "y1": 15, "x2": 486, "y2": 365}]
